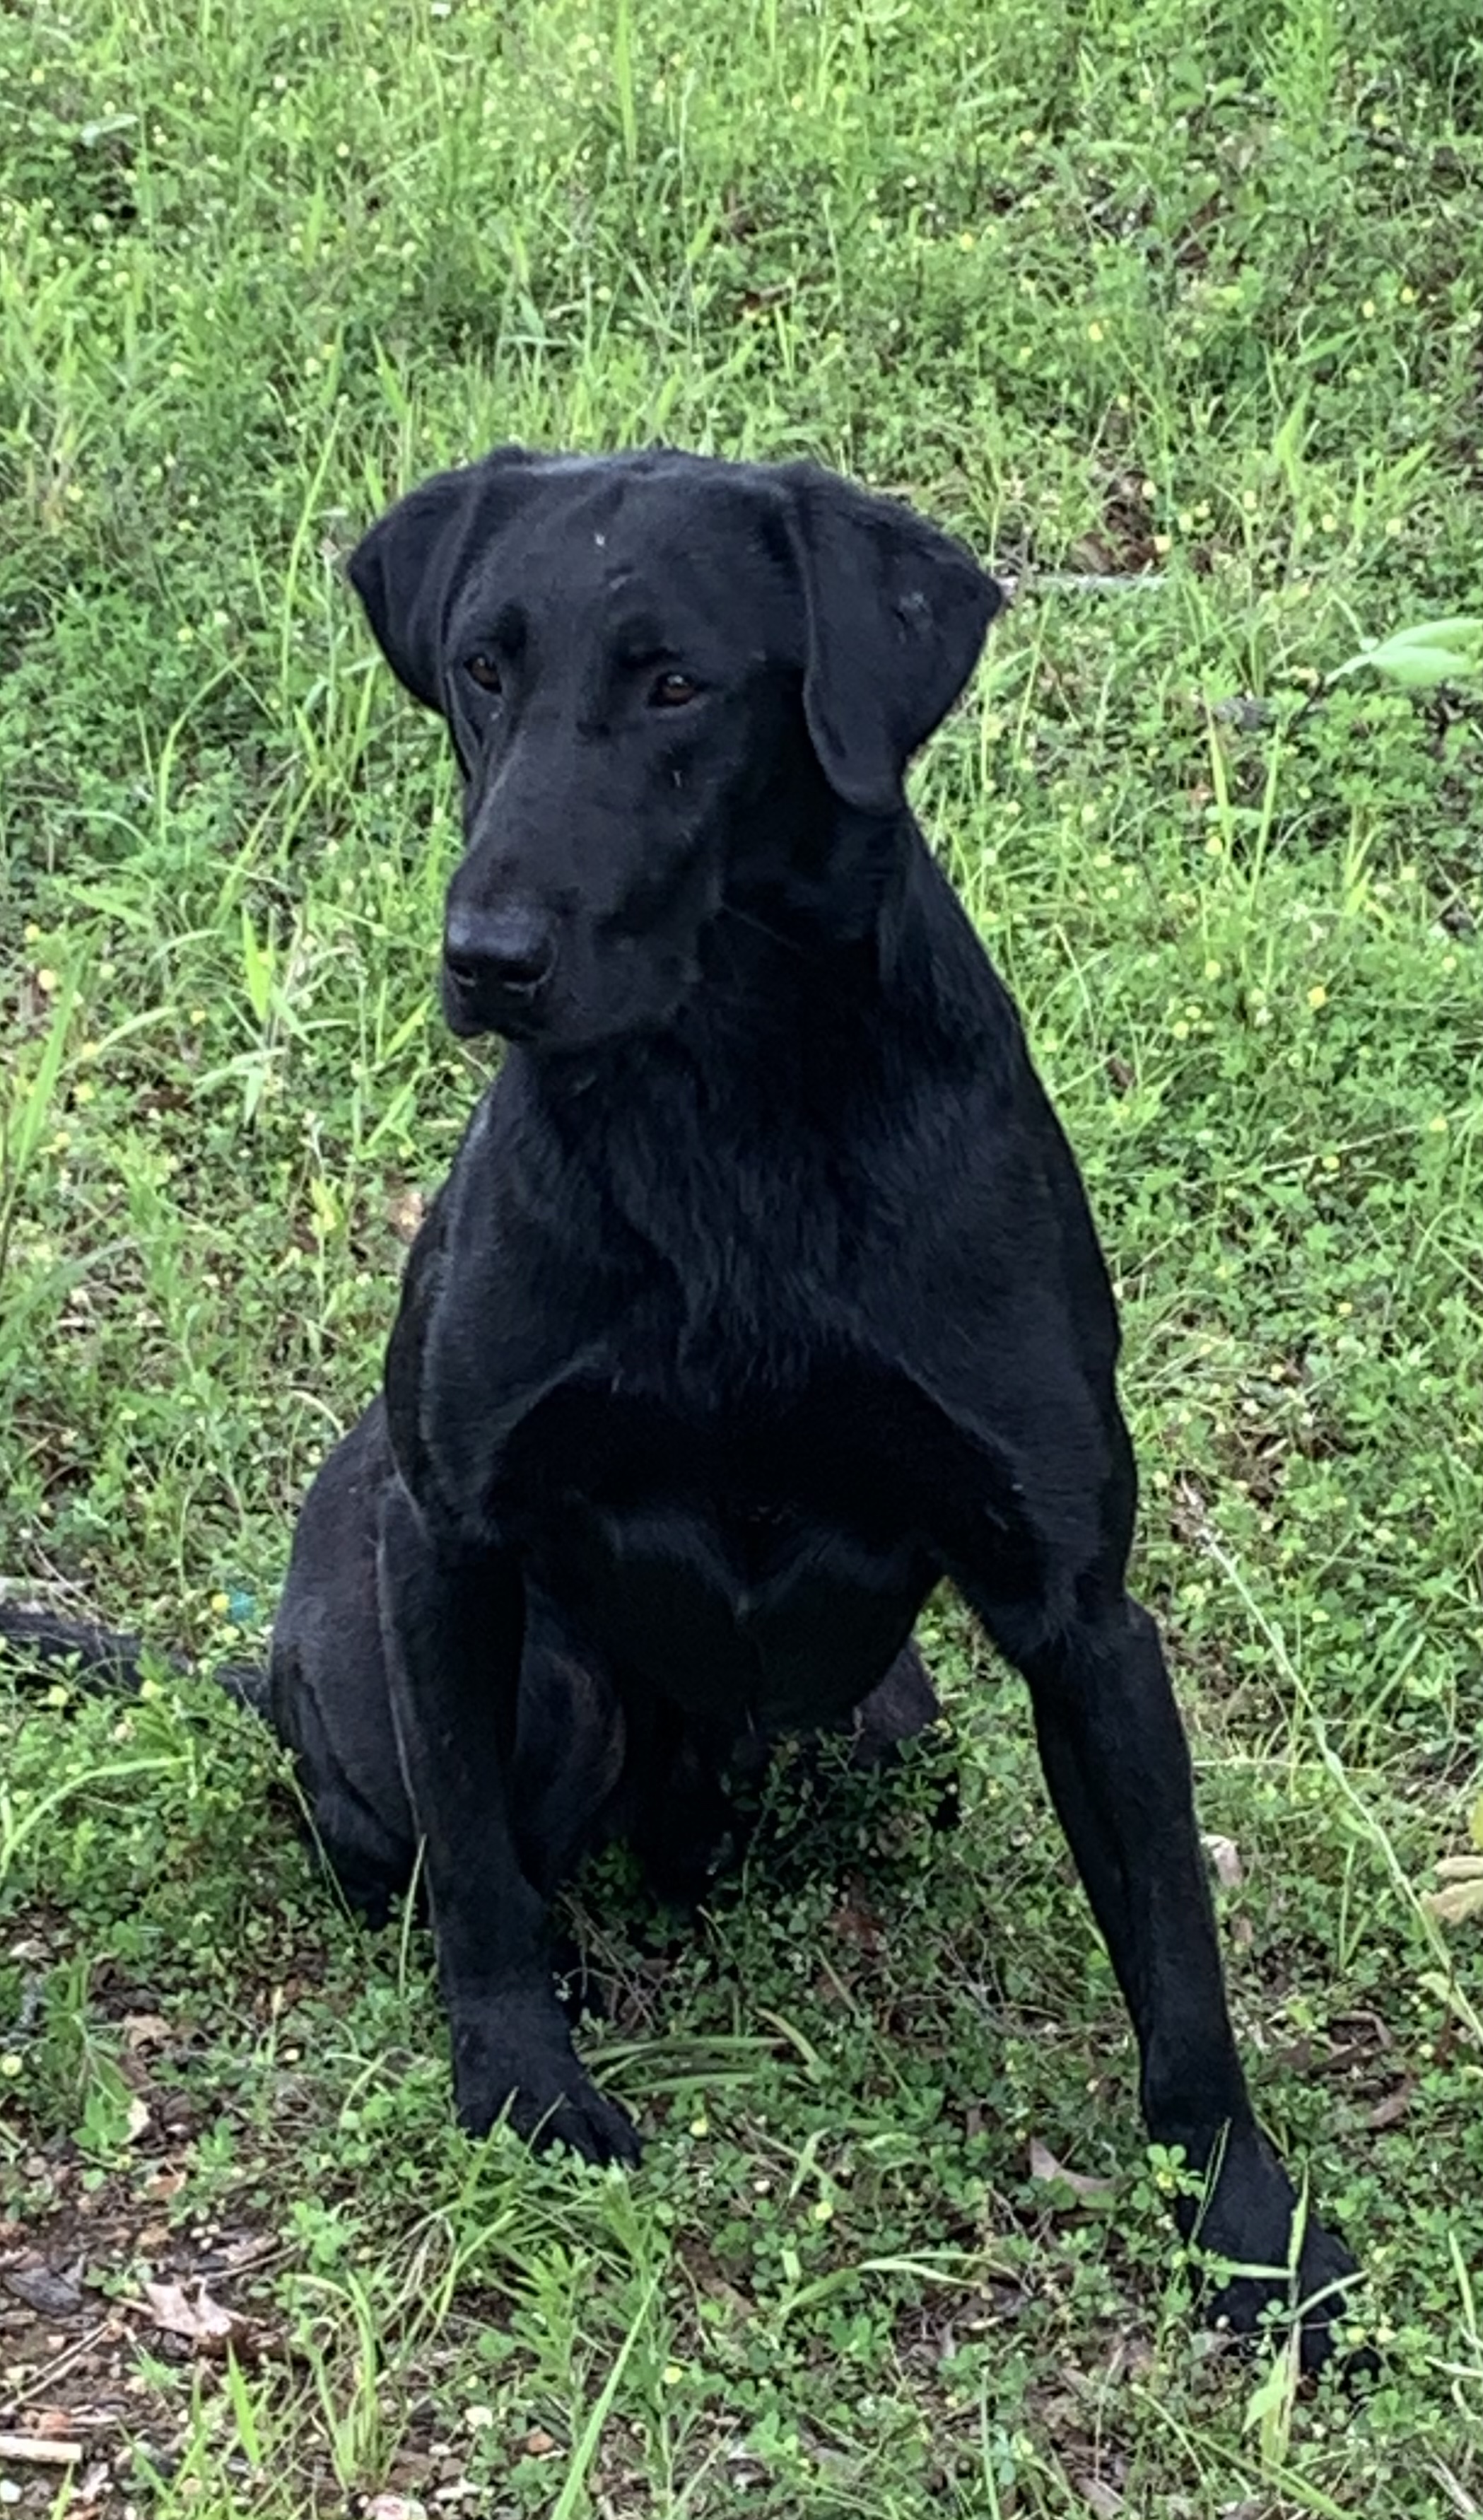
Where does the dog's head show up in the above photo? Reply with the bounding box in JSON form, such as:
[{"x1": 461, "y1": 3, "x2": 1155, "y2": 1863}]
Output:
[{"x1": 348, "y1": 448, "x2": 1001, "y2": 1049}]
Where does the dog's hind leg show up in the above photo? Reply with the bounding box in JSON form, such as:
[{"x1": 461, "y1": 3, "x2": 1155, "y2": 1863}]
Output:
[
  {"x1": 270, "y1": 1627, "x2": 417, "y2": 1928},
  {"x1": 269, "y1": 1399, "x2": 418, "y2": 1923}
]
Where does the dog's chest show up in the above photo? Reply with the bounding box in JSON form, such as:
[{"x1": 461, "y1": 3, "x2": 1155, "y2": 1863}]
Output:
[
  {"x1": 575, "y1": 1507, "x2": 922, "y2": 1732},
  {"x1": 498, "y1": 1372, "x2": 934, "y2": 1732}
]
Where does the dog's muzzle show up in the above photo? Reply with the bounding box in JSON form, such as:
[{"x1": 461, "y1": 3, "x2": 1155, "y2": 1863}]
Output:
[{"x1": 442, "y1": 902, "x2": 558, "y2": 1037}]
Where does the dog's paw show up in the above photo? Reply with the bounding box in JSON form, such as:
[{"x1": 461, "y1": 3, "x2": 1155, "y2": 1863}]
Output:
[
  {"x1": 516, "y1": 2074, "x2": 642, "y2": 2168},
  {"x1": 1202, "y1": 2215, "x2": 1375, "y2": 2379},
  {"x1": 450, "y1": 1998, "x2": 641, "y2": 2169},
  {"x1": 1186, "y1": 2134, "x2": 1373, "y2": 2378}
]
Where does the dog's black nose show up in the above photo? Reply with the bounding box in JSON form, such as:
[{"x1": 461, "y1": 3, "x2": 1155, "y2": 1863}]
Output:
[{"x1": 443, "y1": 903, "x2": 557, "y2": 1003}]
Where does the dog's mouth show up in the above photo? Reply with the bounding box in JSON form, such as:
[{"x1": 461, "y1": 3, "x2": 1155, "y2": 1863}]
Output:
[{"x1": 439, "y1": 944, "x2": 707, "y2": 1054}]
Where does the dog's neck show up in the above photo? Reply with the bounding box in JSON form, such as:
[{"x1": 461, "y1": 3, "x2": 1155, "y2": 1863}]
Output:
[{"x1": 483, "y1": 811, "x2": 1026, "y2": 1339}]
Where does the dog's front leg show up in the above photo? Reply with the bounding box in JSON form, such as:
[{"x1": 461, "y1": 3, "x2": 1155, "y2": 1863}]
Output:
[
  {"x1": 963, "y1": 1575, "x2": 1362, "y2": 2369},
  {"x1": 377, "y1": 1475, "x2": 640, "y2": 2165}
]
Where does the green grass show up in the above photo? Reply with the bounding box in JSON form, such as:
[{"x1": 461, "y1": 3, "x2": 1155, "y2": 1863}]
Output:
[{"x1": 2, "y1": 0, "x2": 1482, "y2": 2509}]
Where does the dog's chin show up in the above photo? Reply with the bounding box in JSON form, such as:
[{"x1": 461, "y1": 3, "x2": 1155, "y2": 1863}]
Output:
[{"x1": 543, "y1": 983, "x2": 700, "y2": 1060}]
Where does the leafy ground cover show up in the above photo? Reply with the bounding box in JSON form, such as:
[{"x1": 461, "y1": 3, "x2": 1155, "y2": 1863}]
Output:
[{"x1": 2, "y1": 0, "x2": 1482, "y2": 2510}]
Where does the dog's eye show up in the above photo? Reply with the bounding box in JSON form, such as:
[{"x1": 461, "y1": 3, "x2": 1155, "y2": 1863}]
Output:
[
  {"x1": 648, "y1": 670, "x2": 700, "y2": 709},
  {"x1": 466, "y1": 653, "x2": 503, "y2": 694}
]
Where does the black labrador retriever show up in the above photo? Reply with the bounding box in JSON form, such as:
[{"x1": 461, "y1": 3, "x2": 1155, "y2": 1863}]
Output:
[{"x1": 5, "y1": 447, "x2": 1362, "y2": 2367}]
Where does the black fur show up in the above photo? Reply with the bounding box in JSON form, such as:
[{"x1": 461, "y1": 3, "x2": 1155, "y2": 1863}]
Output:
[{"x1": 3, "y1": 448, "x2": 1365, "y2": 2369}]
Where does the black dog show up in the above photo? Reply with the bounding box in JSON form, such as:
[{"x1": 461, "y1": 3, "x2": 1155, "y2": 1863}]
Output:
[{"x1": 4, "y1": 448, "x2": 1362, "y2": 2367}]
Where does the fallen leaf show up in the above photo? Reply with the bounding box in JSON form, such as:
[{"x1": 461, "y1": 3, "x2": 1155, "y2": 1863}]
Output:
[
  {"x1": 27, "y1": 2411, "x2": 86, "y2": 2440},
  {"x1": 1104, "y1": 2333, "x2": 1156, "y2": 2384},
  {"x1": 524, "y1": 2427, "x2": 558, "y2": 2456},
  {"x1": 1203, "y1": 1833, "x2": 1244, "y2": 1890},
  {"x1": 1075, "y1": 2478, "x2": 1124, "y2": 2518},
  {"x1": 1028, "y1": 2139, "x2": 1117, "y2": 2200},
  {"x1": 828, "y1": 1897, "x2": 884, "y2": 1954},
  {"x1": 1365, "y1": 2082, "x2": 1414, "y2": 2130},
  {"x1": 1327, "y1": 2008, "x2": 1392, "y2": 2056},
  {"x1": 386, "y1": 1188, "x2": 426, "y2": 1243},
  {"x1": 2, "y1": 2265, "x2": 83, "y2": 2318},
  {"x1": 138, "y1": 2279, "x2": 242, "y2": 2352},
  {"x1": 365, "y1": 2499, "x2": 428, "y2": 2520},
  {"x1": 1423, "y1": 1872, "x2": 1483, "y2": 1927},
  {"x1": 218, "y1": 2234, "x2": 279, "y2": 2271},
  {"x1": 121, "y1": 2014, "x2": 172, "y2": 2051}
]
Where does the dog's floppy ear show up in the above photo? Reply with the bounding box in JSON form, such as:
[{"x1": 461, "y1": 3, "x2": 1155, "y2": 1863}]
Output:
[
  {"x1": 780, "y1": 465, "x2": 1002, "y2": 816},
  {"x1": 347, "y1": 444, "x2": 539, "y2": 713}
]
